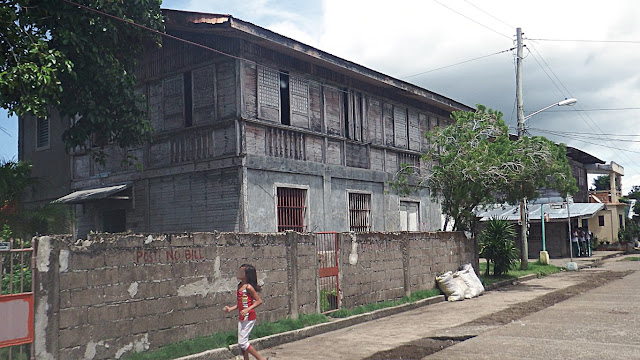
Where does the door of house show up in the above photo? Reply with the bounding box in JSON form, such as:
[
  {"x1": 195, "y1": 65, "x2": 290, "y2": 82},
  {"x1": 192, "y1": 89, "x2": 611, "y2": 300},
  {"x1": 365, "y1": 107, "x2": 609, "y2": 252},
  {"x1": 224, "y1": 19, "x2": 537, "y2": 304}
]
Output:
[
  {"x1": 316, "y1": 232, "x2": 340, "y2": 313},
  {"x1": 0, "y1": 238, "x2": 34, "y2": 359},
  {"x1": 400, "y1": 201, "x2": 419, "y2": 231}
]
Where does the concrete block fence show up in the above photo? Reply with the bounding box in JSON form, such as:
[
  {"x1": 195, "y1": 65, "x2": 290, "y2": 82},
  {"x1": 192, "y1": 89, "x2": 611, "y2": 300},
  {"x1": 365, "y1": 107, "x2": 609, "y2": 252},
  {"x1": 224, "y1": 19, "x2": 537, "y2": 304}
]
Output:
[{"x1": 33, "y1": 231, "x2": 475, "y2": 359}]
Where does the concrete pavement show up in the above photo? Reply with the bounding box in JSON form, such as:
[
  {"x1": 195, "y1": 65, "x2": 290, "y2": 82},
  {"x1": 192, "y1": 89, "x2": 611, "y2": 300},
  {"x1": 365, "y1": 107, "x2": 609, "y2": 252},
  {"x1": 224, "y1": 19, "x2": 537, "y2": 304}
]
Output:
[
  {"x1": 252, "y1": 252, "x2": 634, "y2": 360},
  {"x1": 426, "y1": 256, "x2": 640, "y2": 360}
]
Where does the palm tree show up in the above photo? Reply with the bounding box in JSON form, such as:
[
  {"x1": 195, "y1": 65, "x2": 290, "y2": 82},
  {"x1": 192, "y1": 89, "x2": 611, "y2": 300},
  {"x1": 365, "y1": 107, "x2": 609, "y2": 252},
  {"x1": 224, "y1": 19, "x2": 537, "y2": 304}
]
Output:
[{"x1": 479, "y1": 218, "x2": 519, "y2": 276}]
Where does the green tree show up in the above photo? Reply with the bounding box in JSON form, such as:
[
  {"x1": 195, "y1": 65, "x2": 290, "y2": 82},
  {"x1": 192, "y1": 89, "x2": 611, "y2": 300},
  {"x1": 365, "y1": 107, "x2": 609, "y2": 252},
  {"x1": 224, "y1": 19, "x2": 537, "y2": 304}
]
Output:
[
  {"x1": 626, "y1": 186, "x2": 640, "y2": 223},
  {"x1": 0, "y1": 0, "x2": 163, "y2": 160},
  {"x1": 592, "y1": 175, "x2": 611, "y2": 191},
  {"x1": 395, "y1": 105, "x2": 577, "y2": 234},
  {"x1": 478, "y1": 218, "x2": 519, "y2": 276},
  {"x1": 0, "y1": 160, "x2": 72, "y2": 237}
]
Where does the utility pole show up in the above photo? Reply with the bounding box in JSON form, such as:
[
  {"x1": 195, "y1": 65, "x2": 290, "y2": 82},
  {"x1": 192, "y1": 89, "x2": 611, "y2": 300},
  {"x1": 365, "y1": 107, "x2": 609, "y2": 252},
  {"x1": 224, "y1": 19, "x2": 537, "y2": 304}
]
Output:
[{"x1": 516, "y1": 27, "x2": 528, "y2": 269}]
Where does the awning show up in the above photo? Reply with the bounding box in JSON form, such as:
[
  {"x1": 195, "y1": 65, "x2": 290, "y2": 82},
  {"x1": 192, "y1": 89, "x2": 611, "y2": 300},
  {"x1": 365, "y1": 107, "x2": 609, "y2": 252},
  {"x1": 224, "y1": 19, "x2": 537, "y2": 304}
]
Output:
[
  {"x1": 476, "y1": 202, "x2": 605, "y2": 222},
  {"x1": 52, "y1": 184, "x2": 131, "y2": 204}
]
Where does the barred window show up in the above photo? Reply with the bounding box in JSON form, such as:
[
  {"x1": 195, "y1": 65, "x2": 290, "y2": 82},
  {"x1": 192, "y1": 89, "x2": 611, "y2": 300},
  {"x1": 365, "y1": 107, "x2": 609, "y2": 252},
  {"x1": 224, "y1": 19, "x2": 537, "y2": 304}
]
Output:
[
  {"x1": 36, "y1": 117, "x2": 50, "y2": 149},
  {"x1": 349, "y1": 193, "x2": 371, "y2": 232},
  {"x1": 277, "y1": 187, "x2": 307, "y2": 232}
]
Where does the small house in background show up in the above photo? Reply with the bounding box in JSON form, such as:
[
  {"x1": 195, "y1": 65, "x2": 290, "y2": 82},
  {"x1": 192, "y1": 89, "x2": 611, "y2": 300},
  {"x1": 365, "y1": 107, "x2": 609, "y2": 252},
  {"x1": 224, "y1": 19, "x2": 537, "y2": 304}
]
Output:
[
  {"x1": 476, "y1": 146, "x2": 621, "y2": 258},
  {"x1": 19, "y1": 9, "x2": 473, "y2": 238},
  {"x1": 586, "y1": 161, "x2": 628, "y2": 244}
]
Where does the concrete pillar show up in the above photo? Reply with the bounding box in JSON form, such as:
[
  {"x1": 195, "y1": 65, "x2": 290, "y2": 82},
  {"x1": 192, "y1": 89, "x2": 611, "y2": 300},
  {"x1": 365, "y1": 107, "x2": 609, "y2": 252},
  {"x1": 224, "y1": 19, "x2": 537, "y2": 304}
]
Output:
[
  {"x1": 286, "y1": 232, "x2": 299, "y2": 319},
  {"x1": 34, "y1": 236, "x2": 60, "y2": 360}
]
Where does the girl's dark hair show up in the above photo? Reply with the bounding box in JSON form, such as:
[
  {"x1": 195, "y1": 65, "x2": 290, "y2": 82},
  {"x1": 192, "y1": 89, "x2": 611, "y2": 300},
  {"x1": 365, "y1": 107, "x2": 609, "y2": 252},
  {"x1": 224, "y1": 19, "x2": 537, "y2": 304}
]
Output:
[{"x1": 241, "y1": 264, "x2": 261, "y2": 292}]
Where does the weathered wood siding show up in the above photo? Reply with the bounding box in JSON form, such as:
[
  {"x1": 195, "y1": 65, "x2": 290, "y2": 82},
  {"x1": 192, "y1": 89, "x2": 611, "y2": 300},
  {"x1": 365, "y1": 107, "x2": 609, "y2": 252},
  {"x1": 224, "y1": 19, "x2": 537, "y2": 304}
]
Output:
[{"x1": 148, "y1": 169, "x2": 241, "y2": 232}]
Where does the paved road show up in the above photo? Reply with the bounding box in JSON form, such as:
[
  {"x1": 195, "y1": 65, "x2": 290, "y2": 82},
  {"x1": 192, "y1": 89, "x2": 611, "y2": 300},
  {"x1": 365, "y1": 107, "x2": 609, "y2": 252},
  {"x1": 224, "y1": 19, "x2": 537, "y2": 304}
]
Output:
[
  {"x1": 426, "y1": 258, "x2": 640, "y2": 360},
  {"x1": 258, "y1": 254, "x2": 637, "y2": 359}
]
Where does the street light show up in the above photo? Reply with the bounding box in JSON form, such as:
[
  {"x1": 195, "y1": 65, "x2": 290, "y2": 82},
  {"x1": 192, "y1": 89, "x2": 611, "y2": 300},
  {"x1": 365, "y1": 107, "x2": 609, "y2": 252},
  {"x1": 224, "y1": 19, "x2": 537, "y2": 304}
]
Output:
[
  {"x1": 524, "y1": 98, "x2": 577, "y2": 121},
  {"x1": 516, "y1": 98, "x2": 577, "y2": 268},
  {"x1": 515, "y1": 27, "x2": 579, "y2": 269}
]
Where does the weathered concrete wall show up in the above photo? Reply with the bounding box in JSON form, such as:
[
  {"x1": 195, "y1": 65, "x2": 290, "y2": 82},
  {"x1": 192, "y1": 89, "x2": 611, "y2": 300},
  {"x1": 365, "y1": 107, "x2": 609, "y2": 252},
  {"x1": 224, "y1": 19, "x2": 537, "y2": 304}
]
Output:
[
  {"x1": 339, "y1": 232, "x2": 476, "y2": 309},
  {"x1": 35, "y1": 232, "x2": 317, "y2": 360},
  {"x1": 34, "y1": 231, "x2": 474, "y2": 359}
]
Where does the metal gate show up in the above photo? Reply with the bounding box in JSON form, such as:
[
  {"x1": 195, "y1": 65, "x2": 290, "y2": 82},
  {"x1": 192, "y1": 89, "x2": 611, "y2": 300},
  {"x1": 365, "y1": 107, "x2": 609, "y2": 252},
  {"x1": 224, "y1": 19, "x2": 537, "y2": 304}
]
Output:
[
  {"x1": 0, "y1": 237, "x2": 34, "y2": 360},
  {"x1": 316, "y1": 232, "x2": 340, "y2": 313}
]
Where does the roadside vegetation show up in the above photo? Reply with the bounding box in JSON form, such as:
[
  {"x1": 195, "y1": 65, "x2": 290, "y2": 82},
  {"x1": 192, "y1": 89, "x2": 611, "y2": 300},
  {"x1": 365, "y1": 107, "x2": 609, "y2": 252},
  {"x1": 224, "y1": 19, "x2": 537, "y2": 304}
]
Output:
[
  {"x1": 328, "y1": 289, "x2": 442, "y2": 318},
  {"x1": 123, "y1": 289, "x2": 442, "y2": 360},
  {"x1": 123, "y1": 314, "x2": 329, "y2": 360},
  {"x1": 479, "y1": 261, "x2": 562, "y2": 286},
  {"x1": 622, "y1": 257, "x2": 640, "y2": 261}
]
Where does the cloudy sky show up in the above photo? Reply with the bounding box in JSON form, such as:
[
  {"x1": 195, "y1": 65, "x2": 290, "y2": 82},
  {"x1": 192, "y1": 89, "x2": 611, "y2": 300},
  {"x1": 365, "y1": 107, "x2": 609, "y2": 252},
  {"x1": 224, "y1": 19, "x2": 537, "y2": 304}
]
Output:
[{"x1": 2, "y1": 0, "x2": 639, "y2": 193}]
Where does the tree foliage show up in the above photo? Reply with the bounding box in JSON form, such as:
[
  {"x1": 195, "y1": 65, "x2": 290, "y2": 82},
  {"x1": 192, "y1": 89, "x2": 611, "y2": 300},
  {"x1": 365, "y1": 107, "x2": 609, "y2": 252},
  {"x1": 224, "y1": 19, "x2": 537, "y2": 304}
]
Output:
[
  {"x1": 0, "y1": 0, "x2": 163, "y2": 157},
  {"x1": 393, "y1": 105, "x2": 577, "y2": 233},
  {"x1": 592, "y1": 175, "x2": 611, "y2": 191},
  {"x1": 0, "y1": 160, "x2": 72, "y2": 237},
  {"x1": 626, "y1": 185, "x2": 640, "y2": 223}
]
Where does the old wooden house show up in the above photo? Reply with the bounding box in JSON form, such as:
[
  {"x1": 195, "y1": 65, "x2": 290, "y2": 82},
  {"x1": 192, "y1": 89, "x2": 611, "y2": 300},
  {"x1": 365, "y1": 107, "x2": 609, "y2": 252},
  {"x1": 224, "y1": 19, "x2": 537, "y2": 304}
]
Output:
[{"x1": 20, "y1": 10, "x2": 473, "y2": 238}]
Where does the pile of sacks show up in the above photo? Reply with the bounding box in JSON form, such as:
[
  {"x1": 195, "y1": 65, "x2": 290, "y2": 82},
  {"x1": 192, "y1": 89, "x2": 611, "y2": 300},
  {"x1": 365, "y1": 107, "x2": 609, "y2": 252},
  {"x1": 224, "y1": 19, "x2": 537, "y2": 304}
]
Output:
[{"x1": 436, "y1": 263, "x2": 485, "y2": 302}]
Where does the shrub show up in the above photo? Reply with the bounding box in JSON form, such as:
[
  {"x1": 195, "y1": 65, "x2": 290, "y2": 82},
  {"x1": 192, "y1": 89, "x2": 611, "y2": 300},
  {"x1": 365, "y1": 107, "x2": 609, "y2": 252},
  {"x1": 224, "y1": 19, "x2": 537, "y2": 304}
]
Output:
[{"x1": 479, "y1": 218, "x2": 519, "y2": 276}]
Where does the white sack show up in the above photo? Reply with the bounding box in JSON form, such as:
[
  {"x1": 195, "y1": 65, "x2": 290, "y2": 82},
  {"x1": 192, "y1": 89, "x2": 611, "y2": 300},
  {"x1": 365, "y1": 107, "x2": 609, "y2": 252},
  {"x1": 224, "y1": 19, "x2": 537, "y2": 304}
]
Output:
[
  {"x1": 436, "y1": 271, "x2": 469, "y2": 302},
  {"x1": 457, "y1": 264, "x2": 485, "y2": 298}
]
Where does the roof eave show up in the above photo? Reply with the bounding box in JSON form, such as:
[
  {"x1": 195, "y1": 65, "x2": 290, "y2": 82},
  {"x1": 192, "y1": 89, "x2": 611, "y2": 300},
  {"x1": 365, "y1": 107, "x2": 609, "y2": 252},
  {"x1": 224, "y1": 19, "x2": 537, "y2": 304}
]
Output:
[{"x1": 162, "y1": 9, "x2": 473, "y2": 113}]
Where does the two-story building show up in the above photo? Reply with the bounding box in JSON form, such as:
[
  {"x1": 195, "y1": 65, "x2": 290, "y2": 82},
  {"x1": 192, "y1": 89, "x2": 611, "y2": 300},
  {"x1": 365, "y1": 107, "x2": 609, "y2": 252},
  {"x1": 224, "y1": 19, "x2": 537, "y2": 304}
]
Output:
[
  {"x1": 20, "y1": 10, "x2": 473, "y2": 238},
  {"x1": 587, "y1": 161, "x2": 628, "y2": 244}
]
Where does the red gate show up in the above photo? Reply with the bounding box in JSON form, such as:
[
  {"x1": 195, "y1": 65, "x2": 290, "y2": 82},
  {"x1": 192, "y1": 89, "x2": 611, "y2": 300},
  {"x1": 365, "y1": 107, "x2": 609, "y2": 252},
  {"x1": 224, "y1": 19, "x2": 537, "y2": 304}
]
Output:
[
  {"x1": 0, "y1": 237, "x2": 34, "y2": 360},
  {"x1": 316, "y1": 232, "x2": 340, "y2": 313}
]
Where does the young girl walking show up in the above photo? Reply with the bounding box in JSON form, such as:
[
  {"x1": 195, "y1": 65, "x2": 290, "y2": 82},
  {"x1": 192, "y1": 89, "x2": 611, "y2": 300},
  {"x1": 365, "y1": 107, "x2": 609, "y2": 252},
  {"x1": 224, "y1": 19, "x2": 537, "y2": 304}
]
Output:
[{"x1": 223, "y1": 264, "x2": 268, "y2": 360}]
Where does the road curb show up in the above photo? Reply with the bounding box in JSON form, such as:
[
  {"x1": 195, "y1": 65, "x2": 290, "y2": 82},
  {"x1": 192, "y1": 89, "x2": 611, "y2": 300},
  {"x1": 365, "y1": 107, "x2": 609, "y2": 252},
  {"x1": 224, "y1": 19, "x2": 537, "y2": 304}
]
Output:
[
  {"x1": 175, "y1": 295, "x2": 445, "y2": 360},
  {"x1": 174, "y1": 272, "x2": 543, "y2": 360}
]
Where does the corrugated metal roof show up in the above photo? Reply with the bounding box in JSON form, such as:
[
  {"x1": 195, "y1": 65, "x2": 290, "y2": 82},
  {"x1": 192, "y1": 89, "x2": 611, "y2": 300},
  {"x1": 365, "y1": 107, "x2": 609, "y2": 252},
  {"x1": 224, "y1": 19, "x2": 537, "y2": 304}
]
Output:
[
  {"x1": 476, "y1": 202, "x2": 605, "y2": 222},
  {"x1": 52, "y1": 184, "x2": 131, "y2": 204}
]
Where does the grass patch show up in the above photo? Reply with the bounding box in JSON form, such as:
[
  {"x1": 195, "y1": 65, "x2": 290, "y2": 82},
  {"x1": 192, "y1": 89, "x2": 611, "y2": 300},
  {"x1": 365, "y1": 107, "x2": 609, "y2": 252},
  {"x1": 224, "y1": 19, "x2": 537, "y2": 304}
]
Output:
[
  {"x1": 122, "y1": 313, "x2": 329, "y2": 360},
  {"x1": 478, "y1": 261, "x2": 562, "y2": 286},
  {"x1": 329, "y1": 288, "x2": 442, "y2": 318},
  {"x1": 622, "y1": 256, "x2": 640, "y2": 261}
]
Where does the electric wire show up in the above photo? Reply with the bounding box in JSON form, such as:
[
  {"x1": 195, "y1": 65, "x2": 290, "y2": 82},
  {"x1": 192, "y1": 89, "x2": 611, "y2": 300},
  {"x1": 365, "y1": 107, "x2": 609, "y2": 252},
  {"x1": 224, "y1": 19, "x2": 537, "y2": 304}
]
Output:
[
  {"x1": 431, "y1": 0, "x2": 512, "y2": 40},
  {"x1": 528, "y1": 38, "x2": 640, "y2": 44},
  {"x1": 535, "y1": 108, "x2": 640, "y2": 113},
  {"x1": 64, "y1": 0, "x2": 487, "y2": 105},
  {"x1": 400, "y1": 48, "x2": 514, "y2": 79},
  {"x1": 461, "y1": 0, "x2": 514, "y2": 30},
  {"x1": 531, "y1": 129, "x2": 640, "y2": 143},
  {"x1": 525, "y1": 40, "x2": 640, "y2": 170},
  {"x1": 530, "y1": 128, "x2": 640, "y2": 156},
  {"x1": 528, "y1": 128, "x2": 640, "y2": 138}
]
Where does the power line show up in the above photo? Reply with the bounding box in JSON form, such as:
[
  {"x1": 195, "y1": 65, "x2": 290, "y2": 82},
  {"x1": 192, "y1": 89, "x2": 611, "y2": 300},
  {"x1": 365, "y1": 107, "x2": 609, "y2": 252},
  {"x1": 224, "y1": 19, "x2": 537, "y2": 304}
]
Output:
[
  {"x1": 532, "y1": 129, "x2": 640, "y2": 143},
  {"x1": 528, "y1": 128, "x2": 640, "y2": 138},
  {"x1": 461, "y1": 0, "x2": 514, "y2": 30},
  {"x1": 528, "y1": 38, "x2": 640, "y2": 44},
  {"x1": 401, "y1": 48, "x2": 514, "y2": 79},
  {"x1": 531, "y1": 128, "x2": 640, "y2": 156},
  {"x1": 431, "y1": 0, "x2": 512, "y2": 40},
  {"x1": 534, "y1": 107, "x2": 640, "y2": 113},
  {"x1": 61, "y1": 0, "x2": 353, "y2": 98},
  {"x1": 525, "y1": 40, "x2": 640, "y2": 170}
]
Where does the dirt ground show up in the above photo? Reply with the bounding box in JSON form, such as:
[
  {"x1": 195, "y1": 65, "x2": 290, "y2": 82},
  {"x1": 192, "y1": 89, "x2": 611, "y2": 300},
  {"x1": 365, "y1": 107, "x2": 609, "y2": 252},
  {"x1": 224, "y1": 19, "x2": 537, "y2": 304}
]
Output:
[{"x1": 363, "y1": 270, "x2": 632, "y2": 360}]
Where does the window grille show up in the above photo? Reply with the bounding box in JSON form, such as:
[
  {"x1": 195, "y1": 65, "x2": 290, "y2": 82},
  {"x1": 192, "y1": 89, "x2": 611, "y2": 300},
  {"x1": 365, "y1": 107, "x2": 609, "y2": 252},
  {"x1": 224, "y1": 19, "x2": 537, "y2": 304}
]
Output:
[
  {"x1": 397, "y1": 153, "x2": 420, "y2": 175},
  {"x1": 349, "y1": 193, "x2": 371, "y2": 232},
  {"x1": 277, "y1": 187, "x2": 307, "y2": 232},
  {"x1": 37, "y1": 117, "x2": 49, "y2": 149}
]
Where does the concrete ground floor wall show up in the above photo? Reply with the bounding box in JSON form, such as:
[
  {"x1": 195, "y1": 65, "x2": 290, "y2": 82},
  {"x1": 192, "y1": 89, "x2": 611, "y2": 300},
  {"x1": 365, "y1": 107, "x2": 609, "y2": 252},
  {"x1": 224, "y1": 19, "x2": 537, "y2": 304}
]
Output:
[
  {"x1": 244, "y1": 154, "x2": 441, "y2": 233},
  {"x1": 588, "y1": 204, "x2": 627, "y2": 244},
  {"x1": 69, "y1": 153, "x2": 443, "y2": 238}
]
